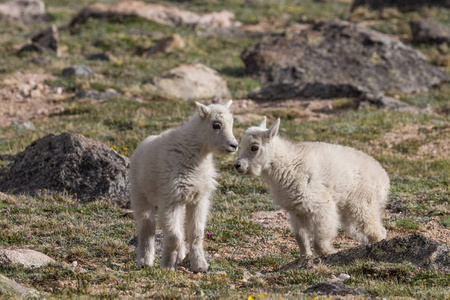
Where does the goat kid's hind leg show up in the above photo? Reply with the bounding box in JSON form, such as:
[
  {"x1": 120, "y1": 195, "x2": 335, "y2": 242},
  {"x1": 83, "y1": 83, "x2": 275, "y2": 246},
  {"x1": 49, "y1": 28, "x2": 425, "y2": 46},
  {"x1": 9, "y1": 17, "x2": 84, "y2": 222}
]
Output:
[
  {"x1": 160, "y1": 204, "x2": 186, "y2": 271},
  {"x1": 288, "y1": 212, "x2": 313, "y2": 256},
  {"x1": 135, "y1": 207, "x2": 156, "y2": 267},
  {"x1": 186, "y1": 198, "x2": 210, "y2": 273},
  {"x1": 312, "y1": 201, "x2": 339, "y2": 256}
]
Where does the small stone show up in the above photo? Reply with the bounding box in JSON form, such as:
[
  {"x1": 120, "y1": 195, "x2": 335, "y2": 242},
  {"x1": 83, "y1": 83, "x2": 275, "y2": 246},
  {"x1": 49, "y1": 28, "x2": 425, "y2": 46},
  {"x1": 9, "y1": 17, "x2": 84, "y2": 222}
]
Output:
[
  {"x1": 30, "y1": 89, "x2": 41, "y2": 98},
  {"x1": 86, "y1": 52, "x2": 117, "y2": 62},
  {"x1": 330, "y1": 273, "x2": 350, "y2": 283},
  {"x1": 75, "y1": 89, "x2": 119, "y2": 101},
  {"x1": 11, "y1": 121, "x2": 35, "y2": 131},
  {"x1": 71, "y1": 261, "x2": 78, "y2": 267},
  {"x1": 304, "y1": 282, "x2": 367, "y2": 296},
  {"x1": 0, "y1": 192, "x2": 7, "y2": 200},
  {"x1": 61, "y1": 64, "x2": 95, "y2": 78},
  {"x1": 20, "y1": 85, "x2": 31, "y2": 97},
  {"x1": 226, "y1": 190, "x2": 236, "y2": 196},
  {"x1": 145, "y1": 34, "x2": 185, "y2": 56}
]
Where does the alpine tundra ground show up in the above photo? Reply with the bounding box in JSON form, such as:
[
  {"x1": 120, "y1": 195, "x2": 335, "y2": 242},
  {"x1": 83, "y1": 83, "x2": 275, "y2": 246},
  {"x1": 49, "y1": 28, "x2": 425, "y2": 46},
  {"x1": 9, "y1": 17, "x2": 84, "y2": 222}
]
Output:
[{"x1": 0, "y1": 0, "x2": 449, "y2": 299}]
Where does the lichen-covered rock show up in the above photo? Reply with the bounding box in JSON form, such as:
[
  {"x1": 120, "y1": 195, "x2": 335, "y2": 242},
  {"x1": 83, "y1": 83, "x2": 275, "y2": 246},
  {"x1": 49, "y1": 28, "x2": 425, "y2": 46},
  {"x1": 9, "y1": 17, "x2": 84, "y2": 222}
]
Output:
[
  {"x1": 243, "y1": 19, "x2": 448, "y2": 101},
  {"x1": 145, "y1": 63, "x2": 230, "y2": 101},
  {"x1": 278, "y1": 234, "x2": 450, "y2": 272},
  {"x1": 0, "y1": 132, "x2": 130, "y2": 207},
  {"x1": 410, "y1": 19, "x2": 450, "y2": 45},
  {"x1": 70, "y1": 1, "x2": 235, "y2": 28},
  {"x1": 0, "y1": 249, "x2": 55, "y2": 269},
  {"x1": 0, "y1": 0, "x2": 48, "y2": 23},
  {"x1": 351, "y1": 0, "x2": 450, "y2": 12}
]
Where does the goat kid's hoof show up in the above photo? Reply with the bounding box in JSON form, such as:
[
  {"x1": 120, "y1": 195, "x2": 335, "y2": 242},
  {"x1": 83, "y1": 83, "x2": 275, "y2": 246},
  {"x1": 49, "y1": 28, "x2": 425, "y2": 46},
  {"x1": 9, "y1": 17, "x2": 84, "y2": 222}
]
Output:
[
  {"x1": 190, "y1": 260, "x2": 209, "y2": 273},
  {"x1": 162, "y1": 265, "x2": 177, "y2": 271},
  {"x1": 137, "y1": 259, "x2": 154, "y2": 268}
]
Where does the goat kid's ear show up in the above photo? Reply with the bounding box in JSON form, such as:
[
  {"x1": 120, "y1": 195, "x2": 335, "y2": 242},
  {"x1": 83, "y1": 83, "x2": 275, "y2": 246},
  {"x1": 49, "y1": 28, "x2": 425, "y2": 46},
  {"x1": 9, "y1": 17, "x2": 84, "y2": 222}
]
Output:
[
  {"x1": 195, "y1": 102, "x2": 210, "y2": 119},
  {"x1": 267, "y1": 118, "x2": 281, "y2": 139},
  {"x1": 258, "y1": 116, "x2": 267, "y2": 129},
  {"x1": 224, "y1": 99, "x2": 233, "y2": 110}
]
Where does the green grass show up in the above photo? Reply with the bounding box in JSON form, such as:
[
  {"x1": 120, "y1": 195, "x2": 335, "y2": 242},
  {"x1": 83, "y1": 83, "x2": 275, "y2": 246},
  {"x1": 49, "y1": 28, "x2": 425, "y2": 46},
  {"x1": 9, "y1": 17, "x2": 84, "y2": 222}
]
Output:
[{"x1": 0, "y1": 0, "x2": 449, "y2": 298}]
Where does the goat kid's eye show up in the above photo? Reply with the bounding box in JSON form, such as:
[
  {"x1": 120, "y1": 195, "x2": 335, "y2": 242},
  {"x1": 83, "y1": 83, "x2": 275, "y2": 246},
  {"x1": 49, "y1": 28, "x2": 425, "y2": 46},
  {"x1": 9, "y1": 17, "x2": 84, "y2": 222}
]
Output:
[
  {"x1": 251, "y1": 145, "x2": 259, "y2": 152},
  {"x1": 212, "y1": 123, "x2": 221, "y2": 130}
]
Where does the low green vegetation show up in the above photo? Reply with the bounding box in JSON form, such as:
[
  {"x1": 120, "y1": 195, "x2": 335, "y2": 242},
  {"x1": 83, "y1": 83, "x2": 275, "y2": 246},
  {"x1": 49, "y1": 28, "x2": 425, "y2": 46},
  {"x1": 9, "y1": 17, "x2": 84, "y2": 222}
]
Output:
[{"x1": 0, "y1": 0, "x2": 449, "y2": 299}]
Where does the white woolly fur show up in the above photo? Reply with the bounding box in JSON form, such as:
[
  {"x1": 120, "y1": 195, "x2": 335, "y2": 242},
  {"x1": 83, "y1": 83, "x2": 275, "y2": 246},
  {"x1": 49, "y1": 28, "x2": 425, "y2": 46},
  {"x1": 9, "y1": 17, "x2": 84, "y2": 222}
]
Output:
[
  {"x1": 235, "y1": 117, "x2": 389, "y2": 256},
  {"x1": 130, "y1": 100, "x2": 237, "y2": 272}
]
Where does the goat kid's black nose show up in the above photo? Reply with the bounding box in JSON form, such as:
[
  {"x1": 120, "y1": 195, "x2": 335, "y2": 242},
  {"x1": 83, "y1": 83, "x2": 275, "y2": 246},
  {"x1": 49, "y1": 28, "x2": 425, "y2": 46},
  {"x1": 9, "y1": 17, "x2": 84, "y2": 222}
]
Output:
[
  {"x1": 234, "y1": 162, "x2": 241, "y2": 169},
  {"x1": 230, "y1": 144, "x2": 238, "y2": 150}
]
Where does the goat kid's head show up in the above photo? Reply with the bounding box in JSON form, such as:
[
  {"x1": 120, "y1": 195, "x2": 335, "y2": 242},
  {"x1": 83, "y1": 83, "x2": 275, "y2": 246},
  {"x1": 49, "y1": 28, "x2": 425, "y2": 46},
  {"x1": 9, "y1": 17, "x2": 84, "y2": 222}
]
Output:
[
  {"x1": 195, "y1": 100, "x2": 238, "y2": 155},
  {"x1": 234, "y1": 117, "x2": 280, "y2": 176}
]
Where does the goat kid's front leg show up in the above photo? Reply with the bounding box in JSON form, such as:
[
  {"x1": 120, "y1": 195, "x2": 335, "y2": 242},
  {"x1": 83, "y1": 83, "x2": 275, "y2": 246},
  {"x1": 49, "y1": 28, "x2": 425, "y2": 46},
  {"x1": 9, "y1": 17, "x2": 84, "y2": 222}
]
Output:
[
  {"x1": 160, "y1": 204, "x2": 186, "y2": 271},
  {"x1": 136, "y1": 208, "x2": 156, "y2": 267},
  {"x1": 288, "y1": 212, "x2": 313, "y2": 256},
  {"x1": 186, "y1": 198, "x2": 210, "y2": 273}
]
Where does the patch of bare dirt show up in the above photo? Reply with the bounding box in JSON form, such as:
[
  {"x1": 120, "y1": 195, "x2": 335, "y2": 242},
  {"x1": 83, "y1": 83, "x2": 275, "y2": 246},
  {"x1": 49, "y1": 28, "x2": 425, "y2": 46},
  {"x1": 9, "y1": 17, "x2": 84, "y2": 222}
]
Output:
[
  {"x1": 0, "y1": 73, "x2": 68, "y2": 127},
  {"x1": 381, "y1": 123, "x2": 450, "y2": 159}
]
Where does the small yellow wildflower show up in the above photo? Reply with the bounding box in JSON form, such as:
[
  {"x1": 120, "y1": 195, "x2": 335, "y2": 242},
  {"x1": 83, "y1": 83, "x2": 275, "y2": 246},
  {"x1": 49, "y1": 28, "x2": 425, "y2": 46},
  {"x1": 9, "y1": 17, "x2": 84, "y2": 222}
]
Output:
[
  {"x1": 112, "y1": 145, "x2": 117, "y2": 150},
  {"x1": 68, "y1": 106, "x2": 72, "y2": 110},
  {"x1": 248, "y1": 295, "x2": 256, "y2": 300},
  {"x1": 117, "y1": 60, "x2": 122, "y2": 66},
  {"x1": 264, "y1": 292, "x2": 267, "y2": 296},
  {"x1": 258, "y1": 294, "x2": 263, "y2": 298},
  {"x1": 286, "y1": 5, "x2": 295, "y2": 12},
  {"x1": 123, "y1": 147, "x2": 128, "y2": 151}
]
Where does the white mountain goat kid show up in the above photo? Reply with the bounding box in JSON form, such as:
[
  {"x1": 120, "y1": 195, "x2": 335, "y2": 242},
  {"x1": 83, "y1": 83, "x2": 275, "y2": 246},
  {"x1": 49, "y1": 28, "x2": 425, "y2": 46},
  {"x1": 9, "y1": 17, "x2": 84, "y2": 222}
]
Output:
[
  {"x1": 130, "y1": 101, "x2": 238, "y2": 272},
  {"x1": 234, "y1": 117, "x2": 389, "y2": 256}
]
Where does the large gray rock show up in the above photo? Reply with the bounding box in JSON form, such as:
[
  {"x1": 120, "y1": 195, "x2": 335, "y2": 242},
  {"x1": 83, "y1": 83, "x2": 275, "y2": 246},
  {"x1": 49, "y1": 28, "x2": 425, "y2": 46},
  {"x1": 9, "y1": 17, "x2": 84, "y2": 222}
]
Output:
[
  {"x1": 410, "y1": 19, "x2": 450, "y2": 45},
  {"x1": 242, "y1": 20, "x2": 449, "y2": 101},
  {"x1": 279, "y1": 234, "x2": 450, "y2": 272},
  {"x1": 0, "y1": 274, "x2": 40, "y2": 297},
  {"x1": 70, "y1": 1, "x2": 234, "y2": 28},
  {"x1": 0, "y1": 0, "x2": 48, "y2": 23},
  {"x1": 0, "y1": 249, "x2": 55, "y2": 269},
  {"x1": 0, "y1": 132, "x2": 130, "y2": 207},
  {"x1": 18, "y1": 24, "x2": 59, "y2": 55},
  {"x1": 145, "y1": 63, "x2": 231, "y2": 101},
  {"x1": 351, "y1": 0, "x2": 450, "y2": 12}
]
